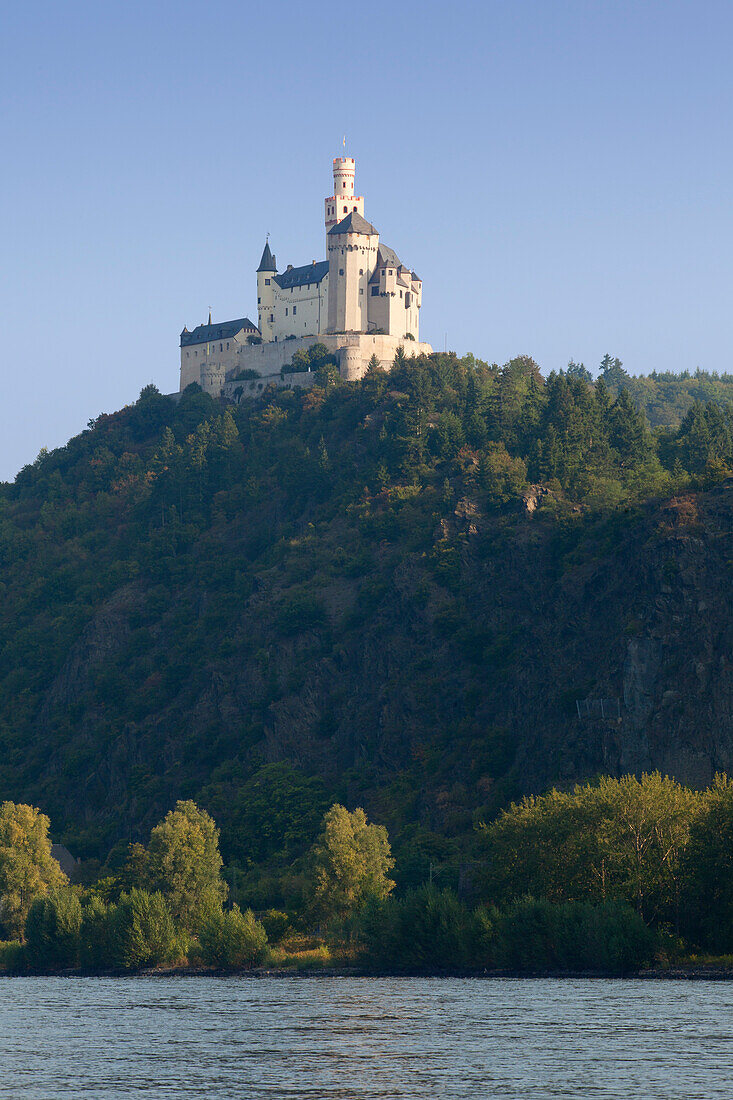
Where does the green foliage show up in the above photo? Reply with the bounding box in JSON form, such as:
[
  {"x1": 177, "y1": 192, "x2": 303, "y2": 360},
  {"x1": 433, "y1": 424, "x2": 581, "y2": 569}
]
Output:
[
  {"x1": 0, "y1": 347, "x2": 731, "y2": 901},
  {"x1": 480, "y1": 773, "x2": 698, "y2": 927},
  {"x1": 259, "y1": 908, "x2": 290, "y2": 944},
  {"x1": 142, "y1": 801, "x2": 228, "y2": 932},
  {"x1": 357, "y1": 887, "x2": 654, "y2": 973},
  {"x1": 358, "y1": 885, "x2": 478, "y2": 970},
  {"x1": 79, "y1": 895, "x2": 117, "y2": 970},
  {"x1": 484, "y1": 897, "x2": 655, "y2": 973},
  {"x1": 24, "y1": 888, "x2": 82, "y2": 970},
  {"x1": 111, "y1": 888, "x2": 180, "y2": 970},
  {"x1": 0, "y1": 940, "x2": 24, "y2": 973},
  {"x1": 307, "y1": 805, "x2": 395, "y2": 923},
  {"x1": 198, "y1": 904, "x2": 269, "y2": 968},
  {"x1": 681, "y1": 775, "x2": 733, "y2": 951},
  {"x1": 0, "y1": 803, "x2": 67, "y2": 940}
]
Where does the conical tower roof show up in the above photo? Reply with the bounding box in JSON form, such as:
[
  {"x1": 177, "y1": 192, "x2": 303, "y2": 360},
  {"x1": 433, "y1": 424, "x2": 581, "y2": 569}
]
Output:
[{"x1": 257, "y1": 240, "x2": 276, "y2": 272}]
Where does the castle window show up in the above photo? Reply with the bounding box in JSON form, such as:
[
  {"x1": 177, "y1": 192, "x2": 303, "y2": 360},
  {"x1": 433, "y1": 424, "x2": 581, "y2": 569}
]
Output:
[
  {"x1": 371, "y1": 286, "x2": 378, "y2": 296},
  {"x1": 343, "y1": 205, "x2": 347, "y2": 212},
  {"x1": 285, "y1": 308, "x2": 288, "y2": 316},
  {"x1": 293, "y1": 306, "x2": 297, "y2": 315},
  {"x1": 220, "y1": 343, "x2": 223, "y2": 351},
  {"x1": 269, "y1": 315, "x2": 274, "y2": 322},
  {"x1": 360, "y1": 288, "x2": 363, "y2": 295},
  {"x1": 265, "y1": 278, "x2": 271, "y2": 285},
  {"x1": 339, "y1": 268, "x2": 344, "y2": 276},
  {"x1": 399, "y1": 291, "x2": 403, "y2": 299},
  {"x1": 359, "y1": 268, "x2": 363, "y2": 275},
  {"x1": 186, "y1": 351, "x2": 189, "y2": 358},
  {"x1": 353, "y1": 206, "x2": 357, "y2": 211},
  {"x1": 258, "y1": 297, "x2": 261, "y2": 304}
]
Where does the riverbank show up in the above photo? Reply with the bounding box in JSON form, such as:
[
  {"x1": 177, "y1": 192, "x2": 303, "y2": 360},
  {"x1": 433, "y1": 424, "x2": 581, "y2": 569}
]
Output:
[{"x1": 4, "y1": 963, "x2": 733, "y2": 980}]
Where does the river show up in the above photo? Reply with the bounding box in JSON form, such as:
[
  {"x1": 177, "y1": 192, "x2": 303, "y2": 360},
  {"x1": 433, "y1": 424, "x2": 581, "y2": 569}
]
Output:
[{"x1": 0, "y1": 976, "x2": 730, "y2": 1098}]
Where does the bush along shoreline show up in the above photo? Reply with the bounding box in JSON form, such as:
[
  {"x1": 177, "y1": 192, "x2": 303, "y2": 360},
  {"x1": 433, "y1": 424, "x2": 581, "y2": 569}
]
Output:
[{"x1": 5, "y1": 774, "x2": 733, "y2": 977}]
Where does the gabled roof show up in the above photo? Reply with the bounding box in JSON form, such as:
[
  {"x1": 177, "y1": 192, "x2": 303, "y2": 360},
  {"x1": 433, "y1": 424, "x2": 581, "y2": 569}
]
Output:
[
  {"x1": 274, "y1": 260, "x2": 330, "y2": 289},
  {"x1": 328, "y1": 211, "x2": 378, "y2": 236},
  {"x1": 257, "y1": 240, "x2": 277, "y2": 272},
  {"x1": 181, "y1": 318, "x2": 259, "y2": 347}
]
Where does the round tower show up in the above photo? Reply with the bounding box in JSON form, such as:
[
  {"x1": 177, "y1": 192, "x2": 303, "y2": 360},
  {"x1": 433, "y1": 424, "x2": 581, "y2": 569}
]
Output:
[
  {"x1": 256, "y1": 239, "x2": 277, "y2": 342},
  {"x1": 325, "y1": 156, "x2": 364, "y2": 237}
]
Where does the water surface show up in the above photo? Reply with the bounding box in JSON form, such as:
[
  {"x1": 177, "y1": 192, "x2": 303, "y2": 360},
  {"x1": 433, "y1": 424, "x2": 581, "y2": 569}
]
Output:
[{"x1": 0, "y1": 976, "x2": 730, "y2": 1098}]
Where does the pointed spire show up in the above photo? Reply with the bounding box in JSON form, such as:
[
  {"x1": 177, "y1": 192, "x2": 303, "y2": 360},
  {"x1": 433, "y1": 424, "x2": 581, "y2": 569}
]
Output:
[
  {"x1": 208, "y1": 309, "x2": 212, "y2": 325},
  {"x1": 257, "y1": 239, "x2": 277, "y2": 272}
]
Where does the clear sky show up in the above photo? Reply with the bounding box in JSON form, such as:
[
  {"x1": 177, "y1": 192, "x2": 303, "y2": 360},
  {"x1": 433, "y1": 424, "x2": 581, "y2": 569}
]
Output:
[{"x1": 1, "y1": 0, "x2": 732, "y2": 480}]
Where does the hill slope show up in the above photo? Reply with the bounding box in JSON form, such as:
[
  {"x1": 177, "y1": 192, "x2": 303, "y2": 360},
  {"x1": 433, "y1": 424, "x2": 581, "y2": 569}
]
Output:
[{"x1": 1, "y1": 353, "x2": 732, "y2": 892}]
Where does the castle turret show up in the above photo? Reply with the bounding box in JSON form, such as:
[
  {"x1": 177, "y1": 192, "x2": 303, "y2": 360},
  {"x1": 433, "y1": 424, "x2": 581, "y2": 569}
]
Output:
[
  {"x1": 256, "y1": 240, "x2": 277, "y2": 342},
  {"x1": 325, "y1": 157, "x2": 365, "y2": 240},
  {"x1": 327, "y1": 212, "x2": 379, "y2": 333}
]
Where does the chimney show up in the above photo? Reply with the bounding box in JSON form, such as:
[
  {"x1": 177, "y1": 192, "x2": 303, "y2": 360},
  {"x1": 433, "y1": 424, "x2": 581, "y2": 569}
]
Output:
[{"x1": 286, "y1": 264, "x2": 293, "y2": 271}]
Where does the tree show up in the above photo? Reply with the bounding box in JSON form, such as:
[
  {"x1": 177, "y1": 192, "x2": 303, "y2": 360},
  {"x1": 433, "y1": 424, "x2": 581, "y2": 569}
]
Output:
[
  {"x1": 143, "y1": 801, "x2": 227, "y2": 932},
  {"x1": 566, "y1": 359, "x2": 593, "y2": 383},
  {"x1": 0, "y1": 802, "x2": 67, "y2": 940},
  {"x1": 682, "y1": 774, "x2": 733, "y2": 950},
  {"x1": 307, "y1": 804, "x2": 395, "y2": 923},
  {"x1": 198, "y1": 905, "x2": 269, "y2": 969},
  {"x1": 480, "y1": 774, "x2": 698, "y2": 927}
]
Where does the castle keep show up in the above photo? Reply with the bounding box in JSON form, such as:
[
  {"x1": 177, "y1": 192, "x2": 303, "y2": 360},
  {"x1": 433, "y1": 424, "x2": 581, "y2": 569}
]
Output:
[{"x1": 179, "y1": 156, "x2": 431, "y2": 396}]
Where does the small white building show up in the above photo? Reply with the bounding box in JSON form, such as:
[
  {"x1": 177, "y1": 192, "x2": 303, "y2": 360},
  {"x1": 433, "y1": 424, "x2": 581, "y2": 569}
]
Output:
[{"x1": 180, "y1": 156, "x2": 430, "y2": 394}]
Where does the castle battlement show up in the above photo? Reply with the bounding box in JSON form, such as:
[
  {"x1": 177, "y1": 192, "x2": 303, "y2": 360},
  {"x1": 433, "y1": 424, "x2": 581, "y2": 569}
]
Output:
[{"x1": 179, "y1": 156, "x2": 430, "y2": 395}]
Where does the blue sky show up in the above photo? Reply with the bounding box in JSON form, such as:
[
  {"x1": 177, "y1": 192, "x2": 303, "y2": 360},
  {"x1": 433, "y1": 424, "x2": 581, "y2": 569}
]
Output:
[{"x1": 1, "y1": 0, "x2": 732, "y2": 480}]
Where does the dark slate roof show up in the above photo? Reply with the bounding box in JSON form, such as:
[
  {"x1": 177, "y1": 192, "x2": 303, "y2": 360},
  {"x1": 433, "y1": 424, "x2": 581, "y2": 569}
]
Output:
[
  {"x1": 180, "y1": 318, "x2": 259, "y2": 347},
  {"x1": 257, "y1": 241, "x2": 276, "y2": 272},
  {"x1": 369, "y1": 243, "x2": 405, "y2": 282},
  {"x1": 274, "y1": 260, "x2": 329, "y2": 289},
  {"x1": 328, "y1": 211, "x2": 378, "y2": 236},
  {"x1": 51, "y1": 844, "x2": 78, "y2": 876}
]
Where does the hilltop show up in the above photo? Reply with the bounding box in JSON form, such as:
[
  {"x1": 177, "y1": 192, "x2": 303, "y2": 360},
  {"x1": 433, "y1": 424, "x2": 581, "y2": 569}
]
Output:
[{"x1": 1, "y1": 352, "x2": 732, "y2": 903}]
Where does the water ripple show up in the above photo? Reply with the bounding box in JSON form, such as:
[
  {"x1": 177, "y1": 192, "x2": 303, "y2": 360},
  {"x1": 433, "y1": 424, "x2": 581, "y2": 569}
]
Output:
[{"x1": 0, "y1": 977, "x2": 731, "y2": 1098}]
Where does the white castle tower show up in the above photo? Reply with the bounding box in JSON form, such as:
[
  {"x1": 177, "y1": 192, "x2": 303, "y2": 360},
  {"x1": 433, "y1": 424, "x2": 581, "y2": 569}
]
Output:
[
  {"x1": 256, "y1": 239, "x2": 277, "y2": 342},
  {"x1": 324, "y1": 157, "x2": 364, "y2": 237}
]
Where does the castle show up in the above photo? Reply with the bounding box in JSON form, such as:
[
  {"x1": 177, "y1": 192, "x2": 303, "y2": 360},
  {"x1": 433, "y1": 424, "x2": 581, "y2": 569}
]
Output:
[{"x1": 179, "y1": 156, "x2": 431, "y2": 397}]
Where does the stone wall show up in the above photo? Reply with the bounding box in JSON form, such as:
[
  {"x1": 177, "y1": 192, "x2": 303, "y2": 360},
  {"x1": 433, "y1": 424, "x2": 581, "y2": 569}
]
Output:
[{"x1": 220, "y1": 332, "x2": 433, "y2": 392}]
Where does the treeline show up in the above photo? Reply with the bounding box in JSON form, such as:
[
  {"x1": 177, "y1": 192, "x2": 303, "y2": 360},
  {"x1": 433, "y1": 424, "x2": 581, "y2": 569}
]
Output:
[{"x1": 4, "y1": 771, "x2": 733, "y2": 975}]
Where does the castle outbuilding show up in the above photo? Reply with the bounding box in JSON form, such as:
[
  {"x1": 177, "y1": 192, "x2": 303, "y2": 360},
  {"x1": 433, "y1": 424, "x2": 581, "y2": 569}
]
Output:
[{"x1": 180, "y1": 156, "x2": 431, "y2": 396}]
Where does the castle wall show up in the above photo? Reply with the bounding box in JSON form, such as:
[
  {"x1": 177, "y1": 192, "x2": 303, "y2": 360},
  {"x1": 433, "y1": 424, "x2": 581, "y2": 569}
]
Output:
[
  {"x1": 180, "y1": 331, "x2": 251, "y2": 393},
  {"x1": 271, "y1": 273, "x2": 327, "y2": 339},
  {"x1": 220, "y1": 332, "x2": 432, "y2": 391}
]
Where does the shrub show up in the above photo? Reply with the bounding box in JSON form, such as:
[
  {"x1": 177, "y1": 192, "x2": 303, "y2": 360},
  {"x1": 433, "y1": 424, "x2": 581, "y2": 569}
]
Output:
[
  {"x1": 198, "y1": 905, "x2": 268, "y2": 969},
  {"x1": 358, "y1": 885, "x2": 478, "y2": 970},
  {"x1": 0, "y1": 940, "x2": 24, "y2": 973},
  {"x1": 79, "y1": 896, "x2": 116, "y2": 970},
  {"x1": 486, "y1": 897, "x2": 655, "y2": 973},
  {"x1": 260, "y1": 909, "x2": 290, "y2": 944},
  {"x1": 24, "y1": 889, "x2": 82, "y2": 970},
  {"x1": 111, "y1": 889, "x2": 180, "y2": 970}
]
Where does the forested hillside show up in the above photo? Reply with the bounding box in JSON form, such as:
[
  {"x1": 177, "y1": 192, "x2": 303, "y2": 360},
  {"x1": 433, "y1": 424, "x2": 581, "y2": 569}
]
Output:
[{"x1": 1, "y1": 351, "x2": 732, "y2": 902}]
